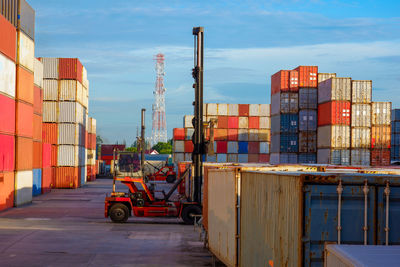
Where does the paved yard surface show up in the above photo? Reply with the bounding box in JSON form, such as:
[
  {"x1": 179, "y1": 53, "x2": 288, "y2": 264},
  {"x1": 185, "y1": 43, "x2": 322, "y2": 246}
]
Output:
[{"x1": 0, "y1": 178, "x2": 215, "y2": 267}]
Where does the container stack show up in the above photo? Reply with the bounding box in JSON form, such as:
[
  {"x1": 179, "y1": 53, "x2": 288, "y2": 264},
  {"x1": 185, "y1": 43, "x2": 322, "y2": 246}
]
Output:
[
  {"x1": 33, "y1": 58, "x2": 43, "y2": 195},
  {"x1": 350, "y1": 80, "x2": 372, "y2": 165},
  {"x1": 317, "y1": 77, "x2": 352, "y2": 165},
  {"x1": 100, "y1": 145, "x2": 126, "y2": 168},
  {"x1": 173, "y1": 103, "x2": 271, "y2": 164},
  {"x1": 87, "y1": 117, "x2": 97, "y2": 181},
  {"x1": 41, "y1": 57, "x2": 89, "y2": 188},
  {"x1": 391, "y1": 109, "x2": 400, "y2": 163},
  {"x1": 371, "y1": 102, "x2": 391, "y2": 166},
  {"x1": 0, "y1": 12, "x2": 17, "y2": 211}
]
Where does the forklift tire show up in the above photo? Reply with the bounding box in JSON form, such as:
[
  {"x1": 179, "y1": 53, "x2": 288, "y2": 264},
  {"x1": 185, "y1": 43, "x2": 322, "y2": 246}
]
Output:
[
  {"x1": 109, "y1": 203, "x2": 129, "y2": 223},
  {"x1": 166, "y1": 175, "x2": 176, "y2": 184},
  {"x1": 181, "y1": 205, "x2": 201, "y2": 225}
]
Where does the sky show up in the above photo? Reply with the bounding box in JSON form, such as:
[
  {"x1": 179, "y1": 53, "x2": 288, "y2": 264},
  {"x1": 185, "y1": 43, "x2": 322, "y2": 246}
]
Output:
[{"x1": 30, "y1": 0, "x2": 400, "y2": 144}]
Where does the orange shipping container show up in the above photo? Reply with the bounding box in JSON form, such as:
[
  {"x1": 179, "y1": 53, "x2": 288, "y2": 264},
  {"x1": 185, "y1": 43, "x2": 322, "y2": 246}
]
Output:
[
  {"x1": 0, "y1": 14, "x2": 16, "y2": 62},
  {"x1": 248, "y1": 117, "x2": 259, "y2": 129},
  {"x1": 33, "y1": 86, "x2": 43, "y2": 114},
  {"x1": 289, "y1": 70, "x2": 299, "y2": 90},
  {"x1": 215, "y1": 129, "x2": 228, "y2": 141},
  {"x1": 15, "y1": 136, "x2": 33, "y2": 170},
  {"x1": 238, "y1": 104, "x2": 249, "y2": 116},
  {"x1": 59, "y1": 58, "x2": 83, "y2": 83},
  {"x1": 173, "y1": 128, "x2": 185, "y2": 140},
  {"x1": 318, "y1": 101, "x2": 351, "y2": 126},
  {"x1": 248, "y1": 154, "x2": 259, "y2": 163},
  {"x1": 16, "y1": 100, "x2": 33, "y2": 138},
  {"x1": 217, "y1": 116, "x2": 228, "y2": 129},
  {"x1": 42, "y1": 167, "x2": 52, "y2": 193},
  {"x1": 271, "y1": 70, "x2": 289, "y2": 95},
  {"x1": 42, "y1": 123, "x2": 58, "y2": 144},
  {"x1": 33, "y1": 141, "x2": 42, "y2": 169},
  {"x1": 0, "y1": 171, "x2": 15, "y2": 211},
  {"x1": 54, "y1": 167, "x2": 79, "y2": 188},
  {"x1": 227, "y1": 129, "x2": 238, "y2": 141},
  {"x1": 184, "y1": 141, "x2": 194, "y2": 153},
  {"x1": 33, "y1": 114, "x2": 42, "y2": 141},
  {"x1": 16, "y1": 66, "x2": 34, "y2": 104},
  {"x1": 51, "y1": 145, "x2": 58, "y2": 167},
  {"x1": 295, "y1": 66, "x2": 318, "y2": 88},
  {"x1": 370, "y1": 149, "x2": 390, "y2": 166},
  {"x1": 371, "y1": 125, "x2": 391, "y2": 149}
]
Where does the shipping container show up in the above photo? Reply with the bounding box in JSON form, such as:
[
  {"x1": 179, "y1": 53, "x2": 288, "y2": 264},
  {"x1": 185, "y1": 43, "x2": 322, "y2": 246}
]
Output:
[
  {"x1": 183, "y1": 115, "x2": 193, "y2": 128},
  {"x1": 184, "y1": 140, "x2": 194, "y2": 153},
  {"x1": 289, "y1": 70, "x2": 299, "y2": 90},
  {"x1": 33, "y1": 141, "x2": 42, "y2": 169},
  {"x1": 271, "y1": 92, "x2": 299, "y2": 115},
  {"x1": 248, "y1": 129, "x2": 259, "y2": 141},
  {"x1": 42, "y1": 123, "x2": 58, "y2": 144},
  {"x1": 227, "y1": 154, "x2": 238, "y2": 163},
  {"x1": 32, "y1": 169, "x2": 41, "y2": 196},
  {"x1": 16, "y1": 65, "x2": 34, "y2": 104},
  {"x1": 259, "y1": 104, "x2": 270, "y2": 116},
  {"x1": 318, "y1": 101, "x2": 351, "y2": 126},
  {"x1": 228, "y1": 104, "x2": 238, "y2": 116},
  {"x1": 32, "y1": 113, "x2": 41, "y2": 141},
  {"x1": 217, "y1": 116, "x2": 228, "y2": 128},
  {"x1": 318, "y1": 73, "x2": 336, "y2": 83},
  {"x1": 228, "y1": 116, "x2": 239, "y2": 129},
  {"x1": 371, "y1": 125, "x2": 391, "y2": 149},
  {"x1": 57, "y1": 123, "x2": 82, "y2": 145},
  {"x1": 279, "y1": 153, "x2": 298, "y2": 163},
  {"x1": 43, "y1": 79, "x2": 58, "y2": 101},
  {"x1": 216, "y1": 104, "x2": 227, "y2": 116},
  {"x1": 351, "y1": 127, "x2": 371, "y2": 148},
  {"x1": 15, "y1": 136, "x2": 32, "y2": 170},
  {"x1": 0, "y1": 13, "x2": 16, "y2": 62},
  {"x1": 227, "y1": 129, "x2": 238, "y2": 141},
  {"x1": 15, "y1": 100, "x2": 33, "y2": 138},
  {"x1": 295, "y1": 66, "x2": 318, "y2": 88},
  {"x1": 216, "y1": 141, "x2": 227, "y2": 154},
  {"x1": 59, "y1": 58, "x2": 83, "y2": 83},
  {"x1": 215, "y1": 129, "x2": 228, "y2": 140},
  {"x1": 33, "y1": 86, "x2": 43, "y2": 114},
  {"x1": 259, "y1": 116, "x2": 270, "y2": 129},
  {"x1": 57, "y1": 145, "x2": 81, "y2": 167},
  {"x1": 317, "y1": 148, "x2": 350, "y2": 165},
  {"x1": 372, "y1": 102, "x2": 391, "y2": 125},
  {"x1": 259, "y1": 142, "x2": 270, "y2": 154},
  {"x1": 82, "y1": 65, "x2": 89, "y2": 89},
  {"x1": 207, "y1": 103, "x2": 217, "y2": 116},
  {"x1": 173, "y1": 128, "x2": 184, "y2": 140},
  {"x1": 258, "y1": 154, "x2": 270, "y2": 163},
  {"x1": 298, "y1": 153, "x2": 316, "y2": 163},
  {"x1": 352, "y1": 80, "x2": 372, "y2": 104},
  {"x1": 238, "y1": 141, "x2": 248, "y2": 154},
  {"x1": 248, "y1": 154, "x2": 259, "y2": 163},
  {"x1": 42, "y1": 143, "x2": 51, "y2": 168},
  {"x1": 41, "y1": 167, "x2": 52, "y2": 193},
  {"x1": 0, "y1": 134, "x2": 14, "y2": 172},
  {"x1": 238, "y1": 104, "x2": 249, "y2": 116},
  {"x1": 351, "y1": 149, "x2": 370, "y2": 166},
  {"x1": 248, "y1": 117, "x2": 259, "y2": 129},
  {"x1": 249, "y1": 104, "x2": 260, "y2": 116},
  {"x1": 237, "y1": 129, "x2": 249, "y2": 141},
  {"x1": 87, "y1": 149, "x2": 96, "y2": 165},
  {"x1": 173, "y1": 153, "x2": 184, "y2": 163},
  {"x1": 100, "y1": 145, "x2": 126, "y2": 155},
  {"x1": 173, "y1": 140, "x2": 184, "y2": 153},
  {"x1": 0, "y1": 0, "x2": 35, "y2": 40},
  {"x1": 0, "y1": 171, "x2": 14, "y2": 211},
  {"x1": 0, "y1": 53, "x2": 16, "y2": 98},
  {"x1": 247, "y1": 141, "x2": 258, "y2": 154},
  {"x1": 318, "y1": 125, "x2": 350, "y2": 148},
  {"x1": 238, "y1": 154, "x2": 248, "y2": 163},
  {"x1": 318, "y1": 77, "x2": 351, "y2": 104},
  {"x1": 271, "y1": 114, "x2": 298, "y2": 134},
  {"x1": 59, "y1": 80, "x2": 84, "y2": 104},
  {"x1": 391, "y1": 109, "x2": 400, "y2": 122},
  {"x1": 17, "y1": 30, "x2": 34, "y2": 72},
  {"x1": 351, "y1": 104, "x2": 371, "y2": 127},
  {"x1": 33, "y1": 58, "x2": 43, "y2": 88},
  {"x1": 299, "y1": 88, "x2": 317, "y2": 109},
  {"x1": 42, "y1": 101, "x2": 58, "y2": 122},
  {"x1": 14, "y1": 170, "x2": 32, "y2": 206},
  {"x1": 271, "y1": 133, "x2": 298, "y2": 153},
  {"x1": 40, "y1": 58, "x2": 59, "y2": 79},
  {"x1": 217, "y1": 154, "x2": 227, "y2": 163},
  {"x1": 392, "y1": 121, "x2": 400, "y2": 134},
  {"x1": 371, "y1": 149, "x2": 390, "y2": 166},
  {"x1": 299, "y1": 109, "x2": 317, "y2": 131},
  {"x1": 206, "y1": 154, "x2": 216, "y2": 162},
  {"x1": 58, "y1": 101, "x2": 86, "y2": 125},
  {"x1": 238, "y1": 117, "x2": 248, "y2": 129},
  {"x1": 271, "y1": 70, "x2": 289, "y2": 95},
  {"x1": 299, "y1": 131, "x2": 317, "y2": 152},
  {"x1": 54, "y1": 167, "x2": 79, "y2": 188},
  {"x1": 0, "y1": 94, "x2": 15, "y2": 134}
]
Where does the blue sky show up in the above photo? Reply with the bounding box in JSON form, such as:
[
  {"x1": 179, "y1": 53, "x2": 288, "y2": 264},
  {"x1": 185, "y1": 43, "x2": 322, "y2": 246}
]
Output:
[{"x1": 30, "y1": 0, "x2": 400, "y2": 144}]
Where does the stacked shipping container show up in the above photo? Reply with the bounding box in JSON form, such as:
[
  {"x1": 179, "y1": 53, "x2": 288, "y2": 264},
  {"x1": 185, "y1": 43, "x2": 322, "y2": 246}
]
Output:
[
  {"x1": 371, "y1": 102, "x2": 391, "y2": 166},
  {"x1": 33, "y1": 58, "x2": 43, "y2": 195},
  {"x1": 391, "y1": 109, "x2": 400, "y2": 163},
  {"x1": 172, "y1": 103, "x2": 271, "y2": 163},
  {"x1": 86, "y1": 117, "x2": 97, "y2": 181}
]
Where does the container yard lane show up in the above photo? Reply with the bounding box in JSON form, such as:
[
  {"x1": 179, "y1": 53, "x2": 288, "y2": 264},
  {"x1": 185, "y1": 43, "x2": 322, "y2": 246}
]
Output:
[{"x1": 0, "y1": 178, "x2": 215, "y2": 267}]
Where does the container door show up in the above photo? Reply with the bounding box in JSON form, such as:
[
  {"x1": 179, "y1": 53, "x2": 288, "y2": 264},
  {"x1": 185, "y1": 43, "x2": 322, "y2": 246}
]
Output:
[
  {"x1": 303, "y1": 184, "x2": 376, "y2": 267},
  {"x1": 377, "y1": 186, "x2": 400, "y2": 245}
]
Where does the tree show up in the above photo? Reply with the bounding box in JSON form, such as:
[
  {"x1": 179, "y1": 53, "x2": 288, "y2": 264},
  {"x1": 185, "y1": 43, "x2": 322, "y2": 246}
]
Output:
[
  {"x1": 152, "y1": 142, "x2": 172, "y2": 154},
  {"x1": 126, "y1": 147, "x2": 138, "y2": 153},
  {"x1": 96, "y1": 135, "x2": 103, "y2": 145}
]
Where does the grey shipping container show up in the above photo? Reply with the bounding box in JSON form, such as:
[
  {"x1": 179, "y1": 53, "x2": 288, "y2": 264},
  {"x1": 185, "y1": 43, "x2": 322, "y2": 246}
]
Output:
[
  {"x1": 317, "y1": 148, "x2": 350, "y2": 165},
  {"x1": 299, "y1": 109, "x2": 317, "y2": 131},
  {"x1": 299, "y1": 88, "x2": 317, "y2": 109},
  {"x1": 351, "y1": 127, "x2": 371, "y2": 148},
  {"x1": 0, "y1": 0, "x2": 35, "y2": 40},
  {"x1": 318, "y1": 77, "x2": 352, "y2": 104},
  {"x1": 351, "y1": 149, "x2": 370, "y2": 166},
  {"x1": 351, "y1": 104, "x2": 371, "y2": 127},
  {"x1": 271, "y1": 92, "x2": 298, "y2": 115},
  {"x1": 299, "y1": 131, "x2": 317, "y2": 152},
  {"x1": 351, "y1": 80, "x2": 372, "y2": 104},
  {"x1": 372, "y1": 102, "x2": 391, "y2": 125},
  {"x1": 298, "y1": 153, "x2": 316, "y2": 163},
  {"x1": 317, "y1": 125, "x2": 350, "y2": 149}
]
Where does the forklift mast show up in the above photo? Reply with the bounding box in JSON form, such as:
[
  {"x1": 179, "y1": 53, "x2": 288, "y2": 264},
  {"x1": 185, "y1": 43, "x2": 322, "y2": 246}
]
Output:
[{"x1": 192, "y1": 27, "x2": 205, "y2": 204}]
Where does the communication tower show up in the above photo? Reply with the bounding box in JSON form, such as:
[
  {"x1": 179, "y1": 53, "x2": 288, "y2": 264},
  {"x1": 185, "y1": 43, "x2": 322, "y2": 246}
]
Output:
[{"x1": 151, "y1": 53, "x2": 167, "y2": 145}]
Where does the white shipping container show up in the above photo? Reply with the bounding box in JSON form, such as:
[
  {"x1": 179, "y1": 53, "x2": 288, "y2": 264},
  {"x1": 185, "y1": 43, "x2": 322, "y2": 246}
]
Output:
[
  {"x1": 238, "y1": 154, "x2": 248, "y2": 163},
  {"x1": 58, "y1": 123, "x2": 80, "y2": 145},
  {"x1": 318, "y1": 73, "x2": 336, "y2": 83},
  {"x1": 227, "y1": 141, "x2": 238, "y2": 153},
  {"x1": 317, "y1": 125, "x2": 350, "y2": 148},
  {"x1": 173, "y1": 153, "x2": 184, "y2": 163},
  {"x1": 42, "y1": 101, "x2": 58, "y2": 122},
  {"x1": 318, "y1": 77, "x2": 351, "y2": 104},
  {"x1": 238, "y1": 129, "x2": 248, "y2": 141},
  {"x1": 82, "y1": 86, "x2": 89, "y2": 108},
  {"x1": 40, "y1": 57, "x2": 59, "y2": 79},
  {"x1": 43, "y1": 79, "x2": 58, "y2": 101},
  {"x1": 239, "y1": 117, "x2": 248, "y2": 128},
  {"x1": 59, "y1": 80, "x2": 85, "y2": 105},
  {"x1": 14, "y1": 170, "x2": 33, "y2": 206},
  {"x1": 351, "y1": 104, "x2": 371, "y2": 127},
  {"x1": 351, "y1": 127, "x2": 371, "y2": 148},
  {"x1": 82, "y1": 66, "x2": 89, "y2": 89},
  {"x1": 249, "y1": 104, "x2": 260, "y2": 116},
  {"x1": 227, "y1": 154, "x2": 238, "y2": 162},
  {"x1": 217, "y1": 154, "x2": 227, "y2": 163},
  {"x1": 372, "y1": 102, "x2": 391, "y2": 125},
  {"x1": 260, "y1": 142, "x2": 270, "y2": 154},
  {"x1": 218, "y1": 104, "x2": 228, "y2": 115},
  {"x1": 352, "y1": 80, "x2": 372, "y2": 104},
  {"x1": 173, "y1": 141, "x2": 185, "y2": 153},
  {"x1": 33, "y1": 58, "x2": 43, "y2": 88},
  {"x1": 0, "y1": 53, "x2": 16, "y2": 98},
  {"x1": 87, "y1": 149, "x2": 96, "y2": 165},
  {"x1": 228, "y1": 104, "x2": 238, "y2": 116},
  {"x1": 351, "y1": 149, "x2": 370, "y2": 166},
  {"x1": 59, "y1": 101, "x2": 86, "y2": 125},
  {"x1": 17, "y1": 31, "x2": 34, "y2": 72},
  {"x1": 90, "y1": 118, "x2": 96, "y2": 134},
  {"x1": 259, "y1": 117, "x2": 271, "y2": 129},
  {"x1": 207, "y1": 103, "x2": 218, "y2": 115},
  {"x1": 184, "y1": 115, "x2": 194, "y2": 128},
  {"x1": 259, "y1": 104, "x2": 270, "y2": 117},
  {"x1": 57, "y1": 145, "x2": 79, "y2": 167}
]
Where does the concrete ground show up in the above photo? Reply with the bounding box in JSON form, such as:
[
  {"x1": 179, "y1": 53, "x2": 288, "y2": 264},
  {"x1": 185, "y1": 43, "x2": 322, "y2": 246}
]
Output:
[{"x1": 0, "y1": 178, "x2": 217, "y2": 267}]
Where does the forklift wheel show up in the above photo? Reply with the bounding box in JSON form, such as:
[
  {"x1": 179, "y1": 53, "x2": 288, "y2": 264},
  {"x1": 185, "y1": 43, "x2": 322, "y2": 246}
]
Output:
[
  {"x1": 109, "y1": 203, "x2": 129, "y2": 223},
  {"x1": 181, "y1": 205, "x2": 201, "y2": 225},
  {"x1": 166, "y1": 175, "x2": 176, "y2": 184}
]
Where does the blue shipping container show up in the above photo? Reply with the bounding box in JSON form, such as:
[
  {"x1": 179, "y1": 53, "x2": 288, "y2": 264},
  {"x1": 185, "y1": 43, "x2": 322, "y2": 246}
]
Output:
[
  {"x1": 81, "y1": 167, "x2": 85, "y2": 186},
  {"x1": 299, "y1": 88, "x2": 317, "y2": 109},
  {"x1": 299, "y1": 109, "x2": 317, "y2": 131},
  {"x1": 391, "y1": 109, "x2": 400, "y2": 122},
  {"x1": 271, "y1": 114, "x2": 299, "y2": 134},
  {"x1": 238, "y1": 141, "x2": 248, "y2": 154},
  {"x1": 280, "y1": 133, "x2": 298, "y2": 152},
  {"x1": 298, "y1": 153, "x2": 316, "y2": 163},
  {"x1": 280, "y1": 153, "x2": 298, "y2": 164},
  {"x1": 32, "y1": 169, "x2": 42, "y2": 196},
  {"x1": 392, "y1": 121, "x2": 400, "y2": 134}
]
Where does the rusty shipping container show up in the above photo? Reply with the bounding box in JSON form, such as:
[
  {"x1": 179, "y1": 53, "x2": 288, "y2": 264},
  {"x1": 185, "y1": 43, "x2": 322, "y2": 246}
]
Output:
[
  {"x1": 371, "y1": 149, "x2": 390, "y2": 166},
  {"x1": 351, "y1": 127, "x2": 371, "y2": 148},
  {"x1": 318, "y1": 77, "x2": 351, "y2": 104},
  {"x1": 0, "y1": 0, "x2": 35, "y2": 40},
  {"x1": 295, "y1": 66, "x2": 318, "y2": 88},
  {"x1": 318, "y1": 73, "x2": 336, "y2": 83},
  {"x1": 317, "y1": 148, "x2": 350, "y2": 165},
  {"x1": 371, "y1": 125, "x2": 391, "y2": 149},
  {"x1": 372, "y1": 102, "x2": 391, "y2": 125},
  {"x1": 271, "y1": 92, "x2": 298, "y2": 115},
  {"x1": 318, "y1": 101, "x2": 351, "y2": 126},
  {"x1": 317, "y1": 125, "x2": 350, "y2": 148},
  {"x1": 352, "y1": 80, "x2": 372, "y2": 104},
  {"x1": 351, "y1": 104, "x2": 371, "y2": 127},
  {"x1": 299, "y1": 131, "x2": 317, "y2": 153}
]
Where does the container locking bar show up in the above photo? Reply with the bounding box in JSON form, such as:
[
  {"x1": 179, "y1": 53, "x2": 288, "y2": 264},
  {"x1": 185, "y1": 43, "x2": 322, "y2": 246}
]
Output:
[
  {"x1": 363, "y1": 180, "x2": 369, "y2": 245},
  {"x1": 384, "y1": 180, "x2": 390, "y2": 245},
  {"x1": 337, "y1": 179, "x2": 343, "y2": 244}
]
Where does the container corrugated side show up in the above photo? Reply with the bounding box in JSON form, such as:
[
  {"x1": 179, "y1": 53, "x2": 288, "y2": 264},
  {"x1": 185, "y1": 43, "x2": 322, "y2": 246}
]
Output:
[
  {"x1": 228, "y1": 104, "x2": 238, "y2": 116},
  {"x1": 82, "y1": 65, "x2": 89, "y2": 89},
  {"x1": 351, "y1": 127, "x2": 370, "y2": 148},
  {"x1": 0, "y1": 0, "x2": 35, "y2": 40},
  {"x1": 271, "y1": 92, "x2": 299, "y2": 115},
  {"x1": 0, "y1": 94, "x2": 15, "y2": 135},
  {"x1": 14, "y1": 170, "x2": 33, "y2": 206},
  {"x1": 15, "y1": 136, "x2": 33, "y2": 170},
  {"x1": 183, "y1": 115, "x2": 194, "y2": 128},
  {"x1": 318, "y1": 77, "x2": 351, "y2": 104},
  {"x1": 351, "y1": 149, "x2": 370, "y2": 166},
  {"x1": 42, "y1": 101, "x2": 58, "y2": 122},
  {"x1": 0, "y1": 49, "x2": 16, "y2": 98},
  {"x1": 58, "y1": 101, "x2": 86, "y2": 125},
  {"x1": 299, "y1": 109, "x2": 317, "y2": 131},
  {"x1": 57, "y1": 123, "x2": 80, "y2": 145},
  {"x1": 299, "y1": 131, "x2": 317, "y2": 152},
  {"x1": 0, "y1": 171, "x2": 14, "y2": 211},
  {"x1": 260, "y1": 104, "x2": 270, "y2": 116},
  {"x1": 43, "y1": 79, "x2": 58, "y2": 101},
  {"x1": 32, "y1": 168, "x2": 42, "y2": 196},
  {"x1": 351, "y1": 104, "x2": 371, "y2": 127},
  {"x1": 0, "y1": 134, "x2": 15, "y2": 172},
  {"x1": 352, "y1": 80, "x2": 372, "y2": 104},
  {"x1": 59, "y1": 58, "x2": 83, "y2": 83},
  {"x1": 318, "y1": 73, "x2": 336, "y2": 83},
  {"x1": 54, "y1": 167, "x2": 79, "y2": 188},
  {"x1": 59, "y1": 80, "x2": 79, "y2": 102},
  {"x1": 317, "y1": 148, "x2": 350, "y2": 165},
  {"x1": 0, "y1": 13, "x2": 16, "y2": 62},
  {"x1": 371, "y1": 125, "x2": 391, "y2": 149},
  {"x1": 57, "y1": 145, "x2": 79, "y2": 167},
  {"x1": 40, "y1": 58, "x2": 59, "y2": 79},
  {"x1": 90, "y1": 118, "x2": 96, "y2": 134},
  {"x1": 372, "y1": 102, "x2": 391, "y2": 125},
  {"x1": 17, "y1": 30, "x2": 34, "y2": 72},
  {"x1": 299, "y1": 88, "x2": 317, "y2": 109},
  {"x1": 33, "y1": 58, "x2": 43, "y2": 88},
  {"x1": 317, "y1": 125, "x2": 350, "y2": 148}
]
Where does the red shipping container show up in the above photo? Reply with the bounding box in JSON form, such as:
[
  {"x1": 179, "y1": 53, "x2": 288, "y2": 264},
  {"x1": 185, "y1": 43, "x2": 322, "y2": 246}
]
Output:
[
  {"x1": 173, "y1": 128, "x2": 185, "y2": 140},
  {"x1": 91, "y1": 134, "x2": 96, "y2": 149},
  {"x1": 228, "y1": 116, "x2": 239, "y2": 129},
  {"x1": 85, "y1": 130, "x2": 89, "y2": 149},
  {"x1": 238, "y1": 104, "x2": 249, "y2": 116},
  {"x1": 15, "y1": 136, "x2": 33, "y2": 170},
  {"x1": 33, "y1": 113, "x2": 42, "y2": 141},
  {"x1": 102, "y1": 155, "x2": 115, "y2": 160},
  {"x1": 318, "y1": 101, "x2": 351, "y2": 126},
  {"x1": 0, "y1": 134, "x2": 14, "y2": 172},
  {"x1": 101, "y1": 145, "x2": 126, "y2": 155},
  {"x1": 0, "y1": 94, "x2": 15, "y2": 135},
  {"x1": 42, "y1": 143, "x2": 51, "y2": 168},
  {"x1": 87, "y1": 165, "x2": 95, "y2": 181},
  {"x1": 16, "y1": 100, "x2": 33, "y2": 138},
  {"x1": 33, "y1": 141, "x2": 42, "y2": 169},
  {"x1": 217, "y1": 116, "x2": 228, "y2": 129},
  {"x1": 295, "y1": 66, "x2": 318, "y2": 88},
  {"x1": 216, "y1": 141, "x2": 228, "y2": 153},
  {"x1": 33, "y1": 86, "x2": 43, "y2": 114},
  {"x1": 370, "y1": 149, "x2": 390, "y2": 166},
  {"x1": 289, "y1": 70, "x2": 299, "y2": 91},
  {"x1": 0, "y1": 14, "x2": 16, "y2": 62},
  {"x1": 16, "y1": 66, "x2": 34, "y2": 104},
  {"x1": 42, "y1": 123, "x2": 58, "y2": 144},
  {"x1": 248, "y1": 154, "x2": 259, "y2": 163},
  {"x1": 0, "y1": 171, "x2": 14, "y2": 211},
  {"x1": 227, "y1": 129, "x2": 238, "y2": 141},
  {"x1": 59, "y1": 58, "x2": 83, "y2": 83},
  {"x1": 248, "y1": 117, "x2": 259, "y2": 129},
  {"x1": 259, "y1": 154, "x2": 270, "y2": 163},
  {"x1": 41, "y1": 167, "x2": 52, "y2": 194},
  {"x1": 51, "y1": 145, "x2": 58, "y2": 167},
  {"x1": 184, "y1": 141, "x2": 194, "y2": 153},
  {"x1": 271, "y1": 70, "x2": 289, "y2": 95},
  {"x1": 54, "y1": 167, "x2": 80, "y2": 188},
  {"x1": 248, "y1": 141, "x2": 260, "y2": 153},
  {"x1": 215, "y1": 129, "x2": 228, "y2": 141}
]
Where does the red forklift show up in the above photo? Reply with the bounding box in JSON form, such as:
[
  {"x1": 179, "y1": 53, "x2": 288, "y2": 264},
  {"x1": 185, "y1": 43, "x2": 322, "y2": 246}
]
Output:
[{"x1": 105, "y1": 28, "x2": 206, "y2": 225}]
